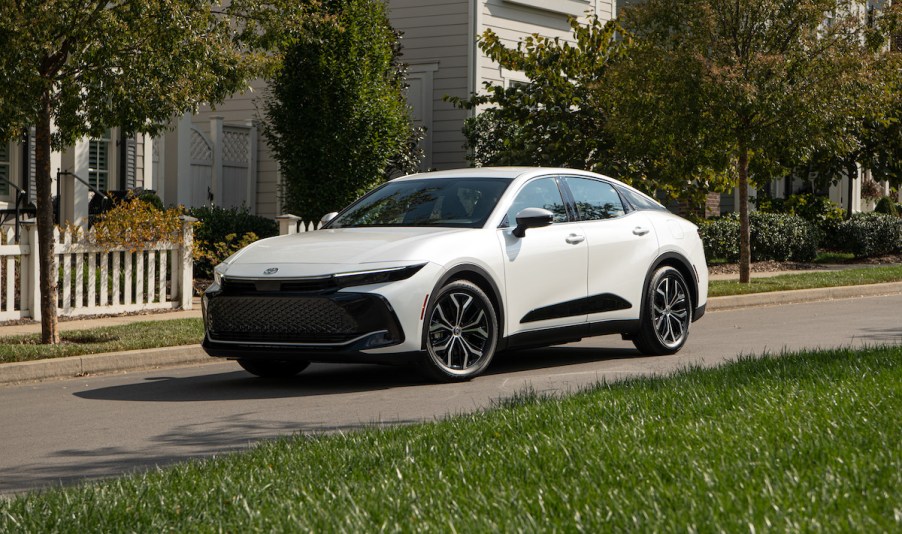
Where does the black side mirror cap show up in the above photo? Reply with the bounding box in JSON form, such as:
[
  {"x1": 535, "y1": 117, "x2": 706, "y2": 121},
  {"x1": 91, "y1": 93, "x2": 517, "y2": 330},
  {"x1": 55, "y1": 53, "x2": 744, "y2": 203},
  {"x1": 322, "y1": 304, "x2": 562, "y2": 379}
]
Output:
[{"x1": 513, "y1": 207, "x2": 554, "y2": 238}]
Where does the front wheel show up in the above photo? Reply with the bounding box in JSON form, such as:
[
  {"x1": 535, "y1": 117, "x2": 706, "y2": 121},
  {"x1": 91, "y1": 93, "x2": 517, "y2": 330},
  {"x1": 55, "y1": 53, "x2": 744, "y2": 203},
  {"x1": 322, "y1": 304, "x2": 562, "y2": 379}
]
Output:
[
  {"x1": 237, "y1": 359, "x2": 310, "y2": 378},
  {"x1": 419, "y1": 280, "x2": 498, "y2": 382},
  {"x1": 633, "y1": 266, "x2": 692, "y2": 355}
]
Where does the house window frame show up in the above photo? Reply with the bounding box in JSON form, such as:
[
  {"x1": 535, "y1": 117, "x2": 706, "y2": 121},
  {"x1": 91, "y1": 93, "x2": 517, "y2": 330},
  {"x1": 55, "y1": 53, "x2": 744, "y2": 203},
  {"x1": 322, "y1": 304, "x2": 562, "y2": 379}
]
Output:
[
  {"x1": 88, "y1": 129, "x2": 112, "y2": 192},
  {"x1": 0, "y1": 142, "x2": 12, "y2": 199}
]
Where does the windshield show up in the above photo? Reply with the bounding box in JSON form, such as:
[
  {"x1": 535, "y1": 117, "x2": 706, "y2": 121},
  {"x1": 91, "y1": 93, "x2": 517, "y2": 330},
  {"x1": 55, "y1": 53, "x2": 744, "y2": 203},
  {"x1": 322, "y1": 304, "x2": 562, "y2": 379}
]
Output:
[{"x1": 328, "y1": 178, "x2": 512, "y2": 228}]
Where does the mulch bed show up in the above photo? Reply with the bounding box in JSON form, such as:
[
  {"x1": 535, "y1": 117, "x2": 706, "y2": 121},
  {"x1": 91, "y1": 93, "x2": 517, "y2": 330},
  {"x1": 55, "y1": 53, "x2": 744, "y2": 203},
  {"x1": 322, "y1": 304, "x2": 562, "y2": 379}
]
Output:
[{"x1": 708, "y1": 254, "x2": 902, "y2": 276}]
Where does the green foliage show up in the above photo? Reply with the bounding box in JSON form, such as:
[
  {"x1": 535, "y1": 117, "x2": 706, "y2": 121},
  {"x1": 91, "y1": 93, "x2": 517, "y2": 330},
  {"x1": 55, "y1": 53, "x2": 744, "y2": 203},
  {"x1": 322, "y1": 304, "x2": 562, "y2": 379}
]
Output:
[
  {"x1": 449, "y1": 17, "x2": 624, "y2": 174},
  {"x1": 874, "y1": 196, "x2": 899, "y2": 217},
  {"x1": 136, "y1": 191, "x2": 165, "y2": 212},
  {"x1": 755, "y1": 193, "x2": 846, "y2": 248},
  {"x1": 833, "y1": 212, "x2": 902, "y2": 258},
  {"x1": 697, "y1": 217, "x2": 739, "y2": 261},
  {"x1": 0, "y1": 1, "x2": 259, "y2": 148},
  {"x1": 611, "y1": 0, "x2": 889, "y2": 275},
  {"x1": 264, "y1": 0, "x2": 420, "y2": 222},
  {"x1": 188, "y1": 206, "x2": 278, "y2": 278},
  {"x1": 699, "y1": 213, "x2": 819, "y2": 262},
  {"x1": 755, "y1": 193, "x2": 847, "y2": 226}
]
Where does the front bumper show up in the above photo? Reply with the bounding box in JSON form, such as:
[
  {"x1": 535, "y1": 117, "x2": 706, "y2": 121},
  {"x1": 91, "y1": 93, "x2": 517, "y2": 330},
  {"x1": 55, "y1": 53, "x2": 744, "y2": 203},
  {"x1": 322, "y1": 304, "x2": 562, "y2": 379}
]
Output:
[{"x1": 202, "y1": 281, "x2": 411, "y2": 362}]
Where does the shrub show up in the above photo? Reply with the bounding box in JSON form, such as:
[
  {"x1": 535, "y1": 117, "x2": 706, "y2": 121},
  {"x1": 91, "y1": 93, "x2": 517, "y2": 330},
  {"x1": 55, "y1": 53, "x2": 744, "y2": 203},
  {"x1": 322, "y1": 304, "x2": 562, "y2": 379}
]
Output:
[
  {"x1": 874, "y1": 196, "x2": 899, "y2": 217},
  {"x1": 698, "y1": 216, "x2": 739, "y2": 261},
  {"x1": 755, "y1": 193, "x2": 846, "y2": 230},
  {"x1": 189, "y1": 205, "x2": 279, "y2": 278},
  {"x1": 833, "y1": 212, "x2": 902, "y2": 257},
  {"x1": 699, "y1": 212, "x2": 819, "y2": 262},
  {"x1": 750, "y1": 212, "x2": 819, "y2": 262},
  {"x1": 91, "y1": 197, "x2": 184, "y2": 252}
]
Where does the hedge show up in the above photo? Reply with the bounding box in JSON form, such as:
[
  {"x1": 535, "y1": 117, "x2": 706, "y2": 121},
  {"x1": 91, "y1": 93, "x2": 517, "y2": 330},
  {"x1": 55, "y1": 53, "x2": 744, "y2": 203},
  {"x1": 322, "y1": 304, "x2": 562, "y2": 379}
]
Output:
[{"x1": 699, "y1": 213, "x2": 819, "y2": 262}]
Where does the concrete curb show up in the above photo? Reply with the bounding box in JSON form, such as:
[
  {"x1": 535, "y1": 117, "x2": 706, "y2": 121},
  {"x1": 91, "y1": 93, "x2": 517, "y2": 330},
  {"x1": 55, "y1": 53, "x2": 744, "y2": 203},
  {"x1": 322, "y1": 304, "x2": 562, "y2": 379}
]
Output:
[
  {"x1": 0, "y1": 345, "x2": 210, "y2": 386},
  {"x1": 3, "y1": 282, "x2": 902, "y2": 386},
  {"x1": 707, "y1": 281, "x2": 902, "y2": 311}
]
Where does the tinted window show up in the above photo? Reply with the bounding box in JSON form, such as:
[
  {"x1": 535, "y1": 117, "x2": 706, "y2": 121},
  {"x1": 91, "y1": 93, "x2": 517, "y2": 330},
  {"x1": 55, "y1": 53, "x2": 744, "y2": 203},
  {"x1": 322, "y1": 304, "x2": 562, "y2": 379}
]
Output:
[
  {"x1": 328, "y1": 178, "x2": 510, "y2": 228},
  {"x1": 564, "y1": 177, "x2": 625, "y2": 220},
  {"x1": 506, "y1": 177, "x2": 568, "y2": 225},
  {"x1": 619, "y1": 187, "x2": 666, "y2": 211}
]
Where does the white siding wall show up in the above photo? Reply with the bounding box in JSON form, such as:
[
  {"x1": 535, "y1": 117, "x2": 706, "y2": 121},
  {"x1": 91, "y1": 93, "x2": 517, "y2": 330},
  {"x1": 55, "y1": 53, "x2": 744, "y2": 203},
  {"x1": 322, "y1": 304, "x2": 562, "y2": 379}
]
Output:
[
  {"x1": 191, "y1": 79, "x2": 278, "y2": 217},
  {"x1": 479, "y1": 0, "x2": 614, "y2": 89},
  {"x1": 389, "y1": 0, "x2": 472, "y2": 169}
]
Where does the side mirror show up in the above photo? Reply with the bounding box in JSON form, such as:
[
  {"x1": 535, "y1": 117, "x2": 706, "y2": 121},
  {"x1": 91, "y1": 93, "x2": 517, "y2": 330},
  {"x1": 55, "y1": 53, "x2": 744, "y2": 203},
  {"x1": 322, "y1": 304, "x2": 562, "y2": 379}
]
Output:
[
  {"x1": 513, "y1": 207, "x2": 554, "y2": 238},
  {"x1": 320, "y1": 212, "x2": 338, "y2": 226}
]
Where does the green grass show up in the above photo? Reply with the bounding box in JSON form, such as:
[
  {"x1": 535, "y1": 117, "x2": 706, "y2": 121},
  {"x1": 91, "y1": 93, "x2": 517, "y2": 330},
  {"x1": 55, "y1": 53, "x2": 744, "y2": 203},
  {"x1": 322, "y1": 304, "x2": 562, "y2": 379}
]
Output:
[
  {"x1": 0, "y1": 319, "x2": 203, "y2": 364},
  {"x1": 709, "y1": 265, "x2": 902, "y2": 297},
  {"x1": 2, "y1": 346, "x2": 900, "y2": 531}
]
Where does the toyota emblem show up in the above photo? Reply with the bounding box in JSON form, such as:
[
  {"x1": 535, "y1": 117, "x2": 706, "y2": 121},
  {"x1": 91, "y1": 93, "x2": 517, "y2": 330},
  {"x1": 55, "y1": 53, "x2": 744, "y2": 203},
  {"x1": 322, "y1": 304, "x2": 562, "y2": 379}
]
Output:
[{"x1": 263, "y1": 267, "x2": 279, "y2": 275}]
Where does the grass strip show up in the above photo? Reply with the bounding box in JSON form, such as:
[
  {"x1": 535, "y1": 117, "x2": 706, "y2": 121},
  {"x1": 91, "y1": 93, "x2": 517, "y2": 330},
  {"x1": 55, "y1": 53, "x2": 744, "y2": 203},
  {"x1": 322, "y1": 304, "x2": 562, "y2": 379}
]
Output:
[
  {"x1": 709, "y1": 264, "x2": 902, "y2": 297},
  {"x1": 2, "y1": 346, "x2": 900, "y2": 531},
  {"x1": 0, "y1": 319, "x2": 203, "y2": 364}
]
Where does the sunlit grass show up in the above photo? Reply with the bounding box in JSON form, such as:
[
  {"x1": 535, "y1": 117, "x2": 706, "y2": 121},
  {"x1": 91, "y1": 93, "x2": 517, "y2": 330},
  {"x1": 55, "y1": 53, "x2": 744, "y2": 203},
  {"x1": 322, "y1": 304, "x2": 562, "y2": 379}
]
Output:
[
  {"x1": 0, "y1": 319, "x2": 203, "y2": 363},
  {"x1": 2, "y1": 346, "x2": 899, "y2": 531},
  {"x1": 710, "y1": 265, "x2": 902, "y2": 297}
]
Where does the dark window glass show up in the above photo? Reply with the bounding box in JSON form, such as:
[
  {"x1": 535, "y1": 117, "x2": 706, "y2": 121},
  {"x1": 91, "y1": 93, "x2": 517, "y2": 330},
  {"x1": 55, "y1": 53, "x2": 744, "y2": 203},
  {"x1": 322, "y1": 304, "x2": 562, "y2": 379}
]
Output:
[
  {"x1": 564, "y1": 177, "x2": 626, "y2": 220},
  {"x1": 505, "y1": 177, "x2": 568, "y2": 225},
  {"x1": 328, "y1": 178, "x2": 510, "y2": 228},
  {"x1": 620, "y1": 187, "x2": 666, "y2": 211}
]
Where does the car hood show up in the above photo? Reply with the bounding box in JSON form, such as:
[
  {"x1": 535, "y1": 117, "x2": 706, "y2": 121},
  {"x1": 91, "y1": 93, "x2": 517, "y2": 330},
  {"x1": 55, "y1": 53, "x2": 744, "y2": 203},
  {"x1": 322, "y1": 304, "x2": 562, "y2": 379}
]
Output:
[{"x1": 221, "y1": 227, "x2": 468, "y2": 278}]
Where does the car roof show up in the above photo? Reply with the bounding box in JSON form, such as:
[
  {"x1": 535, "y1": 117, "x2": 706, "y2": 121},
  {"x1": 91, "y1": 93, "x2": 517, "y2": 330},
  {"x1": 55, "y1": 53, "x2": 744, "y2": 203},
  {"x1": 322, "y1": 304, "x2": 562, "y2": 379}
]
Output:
[{"x1": 394, "y1": 166, "x2": 618, "y2": 181}]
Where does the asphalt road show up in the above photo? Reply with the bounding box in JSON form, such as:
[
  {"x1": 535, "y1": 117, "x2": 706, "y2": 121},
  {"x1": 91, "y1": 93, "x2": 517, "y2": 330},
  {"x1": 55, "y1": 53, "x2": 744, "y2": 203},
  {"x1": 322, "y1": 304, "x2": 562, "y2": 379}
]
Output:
[{"x1": 2, "y1": 294, "x2": 901, "y2": 495}]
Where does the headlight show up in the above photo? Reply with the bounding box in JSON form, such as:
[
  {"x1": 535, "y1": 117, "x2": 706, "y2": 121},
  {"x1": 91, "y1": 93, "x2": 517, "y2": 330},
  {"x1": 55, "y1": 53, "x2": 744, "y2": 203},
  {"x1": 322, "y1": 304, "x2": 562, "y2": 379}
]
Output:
[
  {"x1": 333, "y1": 263, "x2": 426, "y2": 288},
  {"x1": 212, "y1": 252, "x2": 240, "y2": 286}
]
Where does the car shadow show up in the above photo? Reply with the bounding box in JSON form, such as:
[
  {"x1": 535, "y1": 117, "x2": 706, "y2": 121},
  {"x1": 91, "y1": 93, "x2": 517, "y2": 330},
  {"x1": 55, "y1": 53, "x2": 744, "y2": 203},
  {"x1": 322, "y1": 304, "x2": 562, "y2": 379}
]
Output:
[
  {"x1": 854, "y1": 326, "x2": 902, "y2": 344},
  {"x1": 74, "y1": 344, "x2": 641, "y2": 403}
]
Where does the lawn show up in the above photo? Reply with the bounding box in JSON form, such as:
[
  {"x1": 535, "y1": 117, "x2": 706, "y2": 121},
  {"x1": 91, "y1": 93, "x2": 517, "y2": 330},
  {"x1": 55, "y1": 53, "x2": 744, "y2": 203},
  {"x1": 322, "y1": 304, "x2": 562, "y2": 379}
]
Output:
[
  {"x1": 709, "y1": 264, "x2": 902, "y2": 297},
  {"x1": 0, "y1": 319, "x2": 203, "y2": 364},
  {"x1": 2, "y1": 346, "x2": 899, "y2": 532}
]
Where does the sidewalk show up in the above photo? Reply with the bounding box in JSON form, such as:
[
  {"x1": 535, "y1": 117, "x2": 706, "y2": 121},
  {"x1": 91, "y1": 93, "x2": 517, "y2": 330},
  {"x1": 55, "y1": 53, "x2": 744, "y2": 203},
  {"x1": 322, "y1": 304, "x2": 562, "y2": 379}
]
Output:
[{"x1": 2, "y1": 273, "x2": 902, "y2": 385}]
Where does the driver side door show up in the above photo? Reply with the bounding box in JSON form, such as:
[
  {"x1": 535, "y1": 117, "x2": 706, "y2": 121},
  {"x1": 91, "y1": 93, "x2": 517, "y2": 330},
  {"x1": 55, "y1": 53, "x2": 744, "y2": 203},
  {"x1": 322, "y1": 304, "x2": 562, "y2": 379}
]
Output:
[{"x1": 497, "y1": 176, "x2": 589, "y2": 336}]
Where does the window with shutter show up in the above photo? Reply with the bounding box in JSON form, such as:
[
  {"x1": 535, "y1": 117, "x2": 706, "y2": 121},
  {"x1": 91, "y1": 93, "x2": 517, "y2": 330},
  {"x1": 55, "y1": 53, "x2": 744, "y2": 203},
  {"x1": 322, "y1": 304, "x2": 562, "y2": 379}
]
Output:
[
  {"x1": 89, "y1": 130, "x2": 111, "y2": 191},
  {"x1": 0, "y1": 143, "x2": 11, "y2": 197}
]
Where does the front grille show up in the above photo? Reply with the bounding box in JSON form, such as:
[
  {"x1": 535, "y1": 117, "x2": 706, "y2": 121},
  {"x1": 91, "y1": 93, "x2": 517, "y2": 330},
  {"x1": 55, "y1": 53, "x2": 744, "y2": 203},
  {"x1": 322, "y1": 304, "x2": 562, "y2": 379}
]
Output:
[{"x1": 204, "y1": 290, "x2": 404, "y2": 347}]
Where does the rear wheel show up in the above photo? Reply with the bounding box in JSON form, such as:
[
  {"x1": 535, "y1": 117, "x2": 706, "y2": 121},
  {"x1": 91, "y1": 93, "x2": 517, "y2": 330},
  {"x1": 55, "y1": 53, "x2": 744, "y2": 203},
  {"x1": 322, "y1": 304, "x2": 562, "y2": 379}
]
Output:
[
  {"x1": 633, "y1": 266, "x2": 692, "y2": 355},
  {"x1": 419, "y1": 280, "x2": 498, "y2": 382},
  {"x1": 237, "y1": 359, "x2": 310, "y2": 378}
]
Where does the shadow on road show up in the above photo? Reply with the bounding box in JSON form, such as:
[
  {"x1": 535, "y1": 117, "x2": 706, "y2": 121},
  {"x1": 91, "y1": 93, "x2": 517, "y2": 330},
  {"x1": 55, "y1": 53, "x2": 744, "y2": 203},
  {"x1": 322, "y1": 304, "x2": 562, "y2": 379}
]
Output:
[{"x1": 73, "y1": 345, "x2": 638, "y2": 403}]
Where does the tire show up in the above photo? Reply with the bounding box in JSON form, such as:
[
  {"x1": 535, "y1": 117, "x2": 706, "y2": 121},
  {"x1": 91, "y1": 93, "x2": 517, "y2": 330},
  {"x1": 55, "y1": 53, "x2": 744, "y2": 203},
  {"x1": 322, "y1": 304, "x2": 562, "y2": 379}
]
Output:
[
  {"x1": 633, "y1": 266, "x2": 692, "y2": 355},
  {"x1": 237, "y1": 359, "x2": 310, "y2": 378},
  {"x1": 419, "y1": 280, "x2": 498, "y2": 382}
]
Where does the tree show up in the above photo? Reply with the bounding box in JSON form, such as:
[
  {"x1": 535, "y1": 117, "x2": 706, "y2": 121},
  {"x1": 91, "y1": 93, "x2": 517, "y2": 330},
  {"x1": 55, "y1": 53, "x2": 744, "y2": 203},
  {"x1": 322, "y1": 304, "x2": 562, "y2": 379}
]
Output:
[
  {"x1": 450, "y1": 17, "x2": 623, "y2": 174},
  {"x1": 0, "y1": 1, "x2": 259, "y2": 343},
  {"x1": 264, "y1": 0, "x2": 421, "y2": 222},
  {"x1": 609, "y1": 0, "x2": 892, "y2": 282},
  {"x1": 449, "y1": 16, "x2": 733, "y2": 209}
]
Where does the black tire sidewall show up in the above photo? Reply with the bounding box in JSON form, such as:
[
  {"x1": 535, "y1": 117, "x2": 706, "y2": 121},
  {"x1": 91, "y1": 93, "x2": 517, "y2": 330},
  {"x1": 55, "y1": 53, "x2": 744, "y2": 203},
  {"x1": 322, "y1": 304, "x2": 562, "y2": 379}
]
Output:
[{"x1": 637, "y1": 266, "x2": 691, "y2": 355}]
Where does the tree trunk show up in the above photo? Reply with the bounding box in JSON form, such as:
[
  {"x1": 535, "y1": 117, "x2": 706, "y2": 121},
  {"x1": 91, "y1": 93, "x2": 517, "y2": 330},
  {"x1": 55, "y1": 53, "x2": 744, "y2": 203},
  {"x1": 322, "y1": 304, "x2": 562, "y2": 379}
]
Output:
[
  {"x1": 738, "y1": 144, "x2": 751, "y2": 284},
  {"x1": 35, "y1": 93, "x2": 60, "y2": 344}
]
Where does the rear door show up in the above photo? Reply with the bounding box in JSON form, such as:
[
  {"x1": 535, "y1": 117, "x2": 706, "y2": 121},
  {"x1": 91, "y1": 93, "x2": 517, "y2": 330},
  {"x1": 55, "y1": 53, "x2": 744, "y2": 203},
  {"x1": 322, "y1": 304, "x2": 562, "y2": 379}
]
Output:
[{"x1": 561, "y1": 176, "x2": 660, "y2": 322}]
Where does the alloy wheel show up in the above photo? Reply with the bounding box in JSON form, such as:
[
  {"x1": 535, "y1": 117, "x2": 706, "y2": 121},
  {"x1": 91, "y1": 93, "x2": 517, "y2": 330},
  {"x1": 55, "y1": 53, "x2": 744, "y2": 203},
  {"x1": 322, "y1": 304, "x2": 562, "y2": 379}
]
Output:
[
  {"x1": 428, "y1": 291, "x2": 492, "y2": 373},
  {"x1": 652, "y1": 274, "x2": 690, "y2": 349}
]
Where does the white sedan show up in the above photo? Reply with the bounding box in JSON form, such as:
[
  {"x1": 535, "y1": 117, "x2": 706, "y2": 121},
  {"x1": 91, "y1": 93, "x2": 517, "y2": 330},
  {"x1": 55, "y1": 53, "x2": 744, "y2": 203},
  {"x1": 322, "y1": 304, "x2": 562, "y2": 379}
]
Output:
[{"x1": 202, "y1": 167, "x2": 708, "y2": 382}]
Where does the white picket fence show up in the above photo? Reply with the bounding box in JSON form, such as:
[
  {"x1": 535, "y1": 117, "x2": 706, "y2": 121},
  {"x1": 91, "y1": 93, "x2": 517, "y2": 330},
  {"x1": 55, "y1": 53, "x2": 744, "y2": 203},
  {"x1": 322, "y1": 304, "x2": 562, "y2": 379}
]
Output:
[
  {"x1": 276, "y1": 214, "x2": 322, "y2": 235},
  {"x1": 0, "y1": 218, "x2": 195, "y2": 322}
]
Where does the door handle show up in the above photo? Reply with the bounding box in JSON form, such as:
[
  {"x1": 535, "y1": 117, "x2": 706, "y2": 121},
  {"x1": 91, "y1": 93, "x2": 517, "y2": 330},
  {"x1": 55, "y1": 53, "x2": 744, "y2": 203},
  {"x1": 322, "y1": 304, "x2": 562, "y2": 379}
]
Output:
[
  {"x1": 633, "y1": 226, "x2": 650, "y2": 236},
  {"x1": 565, "y1": 233, "x2": 585, "y2": 244}
]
